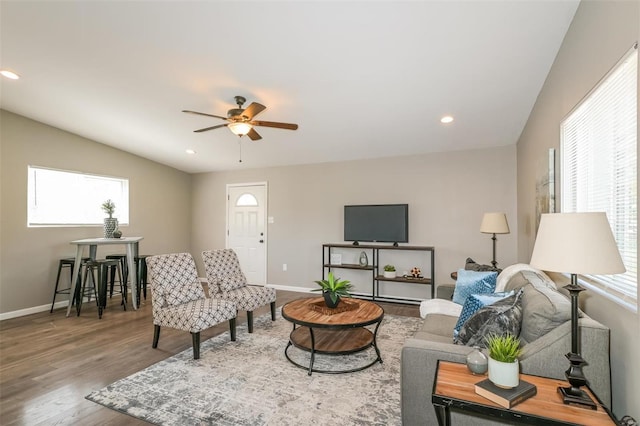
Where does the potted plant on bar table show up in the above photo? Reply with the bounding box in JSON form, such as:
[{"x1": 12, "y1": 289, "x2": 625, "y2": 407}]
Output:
[
  {"x1": 312, "y1": 272, "x2": 353, "y2": 308},
  {"x1": 101, "y1": 199, "x2": 118, "y2": 238}
]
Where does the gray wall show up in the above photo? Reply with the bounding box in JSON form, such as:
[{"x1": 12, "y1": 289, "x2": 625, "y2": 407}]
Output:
[
  {"x1": 192, "y1": 145, "x2": 518, "y2": 297},
  {"x1": 516, "y1": 0, "x2": 639, "y2": 419},
  {"x1": 0, "y1": 110, "x2": 192, "y2": 315}
]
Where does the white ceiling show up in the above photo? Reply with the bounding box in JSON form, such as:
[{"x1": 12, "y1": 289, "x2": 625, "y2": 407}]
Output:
[{"x1": 0, "y1": 1, "x2": 579, "y2": 174}]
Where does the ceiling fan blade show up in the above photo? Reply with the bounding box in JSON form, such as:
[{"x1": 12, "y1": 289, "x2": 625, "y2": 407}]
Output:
[
  {"x1": 194, "y1": 123, "x2": 228, "y2": 133},
  {"x1": 241, "y1": 102, "x2": 266, "y2": 120},
  {"x1": 247, "y1": 128, "x2": 262, "y2": 141},
  {"x1": 182, "y1": 110, "x2": 228, "y2": 120},
  {"x1": 251, "y1": 120, "x2": 299, "y2": 130}
]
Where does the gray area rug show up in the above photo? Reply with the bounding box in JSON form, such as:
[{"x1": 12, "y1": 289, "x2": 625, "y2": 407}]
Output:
[{"x1": 86, "y1": 308, "x2": 422, "y2": 425}]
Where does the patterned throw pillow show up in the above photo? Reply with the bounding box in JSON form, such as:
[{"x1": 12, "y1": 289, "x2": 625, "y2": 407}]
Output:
[
  {"x1": 220, "y1": 272, "x2": 247, "y2": 292},
  {"x1": 453, "y1": 291, "x2": 514, "y2": 339},
  {"x1": 452, "y1": 269, "x2": 498, "y2": 305},
  {"x1": 454, "y1": 288, "x2": 524, "y2": 347},
  {"x1": 465, "y1": 257, "x2": 501, "y2": 273}
]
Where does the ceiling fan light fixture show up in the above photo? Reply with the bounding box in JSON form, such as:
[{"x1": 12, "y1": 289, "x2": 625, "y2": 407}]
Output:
[{"x1": 228, "y1": 121, "x2": 252, "y2": 136}]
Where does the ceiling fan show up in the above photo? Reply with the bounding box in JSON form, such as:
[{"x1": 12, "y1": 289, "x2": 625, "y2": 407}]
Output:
[{"x1": 183, "y1": 96, "x2": 299, "y2": 141}]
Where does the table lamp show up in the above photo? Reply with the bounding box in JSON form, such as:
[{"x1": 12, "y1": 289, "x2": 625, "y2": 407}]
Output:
[
  {"x1": 530, "y1": 212, "x2": 625, "y2": 409},
  {"x1": 480, "y1": 212, "x2": 510, "y2": 268}
]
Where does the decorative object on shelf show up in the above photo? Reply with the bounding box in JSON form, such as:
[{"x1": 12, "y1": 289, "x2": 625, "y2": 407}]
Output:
[
  {"x1": 480, "y1": 212, "x2": 510, "y2": 268},
  {"x1": 312, "y1": 272, "x2": 353, "y2": 309},
  {"x1": 330, "y1": 253, "x2": 342, "y2": 265},
  {"x1": 112, "y1": 227, "x2": 122, "y2": 239},
  {"x1": 486, "y1": 333, "x2": 522, "y2": 389},
  {"x1": 101, "y1": 199, "x2": 118, "y2": 239},
  {"x1": 383, "y1": 264, "x2": 396, "y2": 279},
  {"x1": 358, "y1": 251, "x2": 368, "y2": 267},
  {"x1": 530, "y1": 212, "x2": 625, "y2": 409},
  {"x1": 410, "y1": 267, "x2": 421, "y2": 278},
  {"x1": 466, "y1": 346, "x2": 488, "y2": 375}
]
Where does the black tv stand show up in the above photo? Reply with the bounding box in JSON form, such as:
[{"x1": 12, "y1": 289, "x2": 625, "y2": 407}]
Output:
[
  {"x1": 352, "y1": 241, "x2": 360, "y2": 246},
  {"x1": 322, "y1": 243, "x2": 436, "y2": 304},
  {"x1": 392, "y1": 242, "x2": 399, "y2": 247}
]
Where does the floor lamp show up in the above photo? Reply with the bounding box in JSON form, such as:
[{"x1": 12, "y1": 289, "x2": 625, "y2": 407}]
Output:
[
  {"x1": 480, "y1": 213, "x2": 510, "y2": 268},
  {"x1": 530, "y1": 212, "x2": 625, "y2": 409}
]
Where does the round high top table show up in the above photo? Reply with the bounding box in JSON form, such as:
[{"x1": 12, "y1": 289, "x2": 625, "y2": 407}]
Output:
[{"x1": 281, "y1": 297, "x2": 384, "y2": 375}]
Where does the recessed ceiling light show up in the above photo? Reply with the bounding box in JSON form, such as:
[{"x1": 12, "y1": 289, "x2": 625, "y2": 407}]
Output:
[
  {"x1": 440, "y1": 115, "x2": 454, "y2": 124},
  {"x1": 185, "y1": 149, "x2": 196, "y2": 155},
  {"x1": 0, "y1": 69, "x2": 20, "y2": 80}
]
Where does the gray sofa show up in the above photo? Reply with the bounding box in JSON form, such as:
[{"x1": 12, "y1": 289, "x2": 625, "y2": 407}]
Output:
[{"x1": 401, "y1": 264, "x2": 611, "y2": 426}]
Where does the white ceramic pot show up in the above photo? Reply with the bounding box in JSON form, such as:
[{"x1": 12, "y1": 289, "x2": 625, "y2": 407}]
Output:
[
  {"x1": 383, "y1": 270, "x2": 396, "y2": 279},
  {"x1": 488, "y1": 357, "x2": 519, "y2": 389}
]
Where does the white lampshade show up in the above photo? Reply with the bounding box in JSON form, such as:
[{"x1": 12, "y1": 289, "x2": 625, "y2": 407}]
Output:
[
  {"x1": 480, "y1": 213, "x2": 510, "y2": 234},
  {"x1": 530, "y1": 212, "x2": 626, "y2": 275},
  {"x1": 228, "y1": 122, "x2": 252, "y2": 136}
]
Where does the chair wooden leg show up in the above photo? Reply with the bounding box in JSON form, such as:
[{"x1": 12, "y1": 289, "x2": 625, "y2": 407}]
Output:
[
  {"x1": 247, "y1": 311, "x2": 254, "y2": 333},
  {"x1": 152, "y1": 325, "x2": 161, "y2": 348},
  {"x1": 229, "y1": 318, "x2": 237, "y2": 341},
  {"x1": 270, "y1": 301, "x2": 276, "y2": 321},
  {"x1": 192, "y1": 332, "x2": 200, "y2": 359}
]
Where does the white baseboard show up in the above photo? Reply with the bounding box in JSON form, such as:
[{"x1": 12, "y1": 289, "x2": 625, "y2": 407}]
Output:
[
  {"x1": 1, "y1": 286, "x2": 315, "y2": 320},
  {"x1": 0, "y1": 301, "x2": 63, "y2": 321},
  {"x1": 0, "y1": 294, "x2": 127, "y2": 321},
  {"x1": 267, "y1": 284, "x2": 314, "y2": 293}
]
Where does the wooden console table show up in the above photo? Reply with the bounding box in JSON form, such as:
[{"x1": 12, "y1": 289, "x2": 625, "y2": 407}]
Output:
[{"x1": 432, "y1": 360, "x2": 617, "y2": 426}]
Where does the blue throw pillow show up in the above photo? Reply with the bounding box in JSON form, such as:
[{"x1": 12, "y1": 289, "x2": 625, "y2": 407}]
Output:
[
  {"x1": 452, "y1": 269, "x2": 498, "y2": 305},
  {"x1": 453, "y1": 291, "x2": 514, "y2": 339}
]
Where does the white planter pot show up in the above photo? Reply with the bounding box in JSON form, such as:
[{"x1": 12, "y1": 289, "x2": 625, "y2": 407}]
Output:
[
  {"x1": 103, "y1": 218, "x2": 118, "y2": 239},
  {"x1": 383, "y1": 270, "x2": 396, "y2": 279},
  {"x1": 488, "y1": 357, "x2": 519, "y2": 389}
]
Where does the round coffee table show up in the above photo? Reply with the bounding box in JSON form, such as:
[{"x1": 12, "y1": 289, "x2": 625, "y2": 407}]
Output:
[{"x1": 281, "y1": 297, "x2": 384, "y2": 375}]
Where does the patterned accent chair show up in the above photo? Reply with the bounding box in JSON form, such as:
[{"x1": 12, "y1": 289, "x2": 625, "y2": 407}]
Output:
[
  {"x1": 146, "y1": 252, "x2": 237, "y2": 359},
  {"x1": 202, "y1": 249, "x2": 277, "y2": 333}
]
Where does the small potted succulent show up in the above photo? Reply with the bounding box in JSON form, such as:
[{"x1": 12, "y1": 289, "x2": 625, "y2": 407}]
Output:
[
  {"x1": 101, "y1": 199, "x2": 118, "y2": 238},
  {"x1": 486, "y1": 333, "x2": 523, "y2": 389},
  {"x1": 312, "y1": 272, "x2": 353, "y2": 308},
  {"x1": 383, "y1": 264, "x2": 396, "y2": 279}
]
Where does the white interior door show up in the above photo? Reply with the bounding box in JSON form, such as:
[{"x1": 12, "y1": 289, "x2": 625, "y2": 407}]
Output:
[{"x1": 226, "y1": 183, "x2": 267, "y2": 285}]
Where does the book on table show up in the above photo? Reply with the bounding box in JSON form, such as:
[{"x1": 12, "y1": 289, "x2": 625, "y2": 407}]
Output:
[{"x1": 474, "y1": 378, "x2": 537, "y2": 408}]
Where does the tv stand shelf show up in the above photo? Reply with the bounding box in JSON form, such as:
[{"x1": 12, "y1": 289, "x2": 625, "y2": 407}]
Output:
[{"x1": 322, "y1": 243, "x2": 435, "y2": 304}]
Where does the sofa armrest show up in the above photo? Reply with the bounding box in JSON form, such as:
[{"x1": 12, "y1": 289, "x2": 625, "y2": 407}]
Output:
[
  {"x1": 401, "y1": 339, "x2": 474, "y2": 426},
  {"x1": 436, "y1": 283, "x2": 455, "y2": 300}
]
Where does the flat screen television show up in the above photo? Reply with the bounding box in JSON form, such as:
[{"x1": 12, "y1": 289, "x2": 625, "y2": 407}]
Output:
[{"x1": 344, "y1": 204, "x2": 409, "y2": 244}]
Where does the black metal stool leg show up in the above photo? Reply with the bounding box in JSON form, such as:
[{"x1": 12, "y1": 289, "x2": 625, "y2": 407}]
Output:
[{"x1": 50, "y1": 261, "x2": 65, "y2": 313}]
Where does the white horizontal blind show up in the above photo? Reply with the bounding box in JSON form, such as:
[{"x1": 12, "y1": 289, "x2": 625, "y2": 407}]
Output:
[
  {"x1": 561, "y1": 45, "x2": 637, "y2": 309},
  {"x1": 28, "y1": 166, "x2": 129, "y2": 226}
]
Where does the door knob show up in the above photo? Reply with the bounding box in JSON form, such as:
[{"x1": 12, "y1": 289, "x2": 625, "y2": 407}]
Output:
[{"x1": 259, "y1": 239, "x2": 264, "y2": 243}]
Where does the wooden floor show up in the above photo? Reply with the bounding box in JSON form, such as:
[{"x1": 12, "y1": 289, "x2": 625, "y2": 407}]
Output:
[{"x1": 0, "y1": 290, "x2": 419, "y2": 425}]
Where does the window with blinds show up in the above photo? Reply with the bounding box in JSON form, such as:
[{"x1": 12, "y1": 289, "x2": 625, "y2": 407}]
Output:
[{"x1": 561, "y1": 44, "x2": 637, "y2": 310}]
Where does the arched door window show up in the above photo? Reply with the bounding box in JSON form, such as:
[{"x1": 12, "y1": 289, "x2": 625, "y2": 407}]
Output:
[{"x1": 236, "y1": 193, "x2": 258, "y2": 207}]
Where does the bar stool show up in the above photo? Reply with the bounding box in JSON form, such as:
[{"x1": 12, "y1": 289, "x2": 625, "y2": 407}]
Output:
[
  {"x1": 79, "y1": 258, "x2": 123, "y2": 319},
  {"x1": 50, "y1": 257, "x2": 90, "y2": 313},
  {"x1": 135, "y1": 255, "x2": 151, "y2": 308},
  {"x1": 106, "y1": 254, "x2": 128, "y2": 300}
]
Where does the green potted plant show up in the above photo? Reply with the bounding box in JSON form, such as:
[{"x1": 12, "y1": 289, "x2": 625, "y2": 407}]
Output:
[
  {"x1": 485, "y1": 333, "x2": 523, "y2": 389},
  {"x1": 383, "y1": 264, "x2": 396, "y2": 279},
  {"x1": 101, "y1": 199, "x2": 118, "y2": 238},
  {"x1": 312, "y1": 272, "x2": 353, "y2": 308}
]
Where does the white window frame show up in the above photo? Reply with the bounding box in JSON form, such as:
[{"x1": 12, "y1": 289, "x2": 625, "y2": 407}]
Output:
[
  {"x1": 560, "y1": 44, "x2": 638, "y2": 311},
  {"x1": 27, "y1": 166, "x2": 130, "y2": 227}
]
